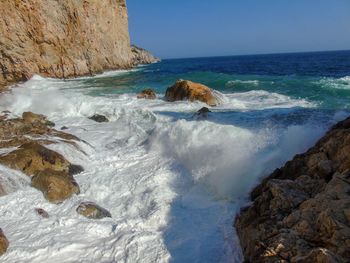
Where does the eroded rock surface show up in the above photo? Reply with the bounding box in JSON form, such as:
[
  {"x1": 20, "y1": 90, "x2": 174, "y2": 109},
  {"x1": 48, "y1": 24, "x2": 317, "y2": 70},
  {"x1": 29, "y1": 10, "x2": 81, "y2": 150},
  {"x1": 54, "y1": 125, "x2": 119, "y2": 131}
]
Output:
[
  {"x1": 0, "y1": 229, "x2": 9, "y2": 256},
  {"x1": 165, "y1": 80, "x2": 220, "y2": 106},
  {"x1": 137, "y1": 89, "x2": 157, "y2": 99},
  {"x1": 131, "y1": 45, "x2": 160, "y2": 65},
  {"x1": 0, "y1": 0, "x2": 132, "y2": 86},
  {"x1": 235, "y1": 116, "x2": 350, "y2": 262}
]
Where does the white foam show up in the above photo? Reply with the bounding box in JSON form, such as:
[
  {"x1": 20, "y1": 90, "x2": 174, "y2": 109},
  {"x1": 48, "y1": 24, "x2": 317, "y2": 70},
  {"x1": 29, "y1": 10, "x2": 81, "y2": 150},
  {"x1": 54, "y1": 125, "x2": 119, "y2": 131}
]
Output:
[
  {"x1": 316, "y1": 76, "x2": 350, "y2": 90},
  {"x1": 0, "y1": 75, "x2": 326, "y2": 263}
]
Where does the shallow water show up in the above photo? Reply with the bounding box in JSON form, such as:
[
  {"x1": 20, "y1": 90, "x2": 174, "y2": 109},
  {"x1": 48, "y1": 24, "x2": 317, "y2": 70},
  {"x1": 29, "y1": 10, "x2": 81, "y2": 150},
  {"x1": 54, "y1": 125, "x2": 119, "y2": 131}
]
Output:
[{"x1": 0, "y1": 51, "x2": 349, "y2": 263}]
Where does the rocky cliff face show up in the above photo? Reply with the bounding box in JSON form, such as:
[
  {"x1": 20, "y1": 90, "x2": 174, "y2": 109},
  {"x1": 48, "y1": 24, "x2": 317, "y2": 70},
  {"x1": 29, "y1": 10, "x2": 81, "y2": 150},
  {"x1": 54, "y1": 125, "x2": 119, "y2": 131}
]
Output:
[
  {"x1": 131, "y1": 45, "x2": 160, "y2": 65},
  {"x1": 0, "y1": 0, "x2": 133, "y2": 87},
  {"x1": 235, "y1": 117, "x2": 350, "y2": 262}
]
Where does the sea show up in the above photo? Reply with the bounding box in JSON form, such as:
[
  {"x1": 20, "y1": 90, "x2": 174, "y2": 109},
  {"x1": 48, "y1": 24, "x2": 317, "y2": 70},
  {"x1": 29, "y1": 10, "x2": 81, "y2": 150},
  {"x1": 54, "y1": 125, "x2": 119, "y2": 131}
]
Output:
[{"x1": 0, "y1": 50, "x2": 349, "y2": 263}]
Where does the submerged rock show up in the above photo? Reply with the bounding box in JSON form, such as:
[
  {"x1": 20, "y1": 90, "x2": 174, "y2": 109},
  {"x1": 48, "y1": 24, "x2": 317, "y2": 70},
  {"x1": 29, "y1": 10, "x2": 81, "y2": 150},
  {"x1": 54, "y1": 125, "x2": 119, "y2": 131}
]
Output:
[
  {"x1": 195, "y1": 107, "x2": 211, "y2": 118},
  {"x1": 31, "y1": 169, "x2": 80, "y2": 204},
  {"x1": 0, "y1": 229, "x2": 9, "y2": 256},
  {"x1": 137, "y1": 89, "x2": 157, "y2": 99},
  {"x1": 76, "y1": 202, "x2": 112, "y2": 219},
  {"x1": 165, "y1": 80, "x2": 220, "y2": 106},
  {"x1": 35, "y1": 208, "x2": 49, "y2": 219},
  {"x1": 88, "y1": 114, "x2": 109, "y2": 123},
  {"x1": 235, "y1": 116, "x2": 350, "y2": 262}
]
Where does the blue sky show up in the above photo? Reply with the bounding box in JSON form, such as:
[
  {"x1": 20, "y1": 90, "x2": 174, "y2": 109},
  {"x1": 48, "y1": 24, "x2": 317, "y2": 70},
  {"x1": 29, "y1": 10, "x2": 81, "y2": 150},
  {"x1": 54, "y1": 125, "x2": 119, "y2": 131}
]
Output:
[{"x1": 127, "y1": 0, "x2": 350, "y2": 59}]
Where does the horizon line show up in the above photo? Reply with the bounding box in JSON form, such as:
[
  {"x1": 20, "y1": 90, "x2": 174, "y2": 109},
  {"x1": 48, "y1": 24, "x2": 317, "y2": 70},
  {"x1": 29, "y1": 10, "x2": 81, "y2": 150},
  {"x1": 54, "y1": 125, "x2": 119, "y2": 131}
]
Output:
[{"x1": 160, "y1": 48, "x2": 350, "y2": 61}]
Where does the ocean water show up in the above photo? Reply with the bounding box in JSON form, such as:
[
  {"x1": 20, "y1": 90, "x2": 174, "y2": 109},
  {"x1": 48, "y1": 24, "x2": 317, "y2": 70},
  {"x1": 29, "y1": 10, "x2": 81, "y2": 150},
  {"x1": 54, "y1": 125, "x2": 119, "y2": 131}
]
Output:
[{"x1": 0, "y1": 50, "x2": 349, "y2": 263}]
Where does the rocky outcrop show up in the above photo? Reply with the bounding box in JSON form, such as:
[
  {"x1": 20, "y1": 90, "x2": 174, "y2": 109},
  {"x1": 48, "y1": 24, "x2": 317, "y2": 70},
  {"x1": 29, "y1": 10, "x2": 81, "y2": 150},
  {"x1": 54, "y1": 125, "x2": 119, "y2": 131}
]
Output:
[
  {"x1": 76, "y1": 202, "x2": 112, "y2": 219},
  {"x1": 137, "y1": 88, "x2": 157, "y2": 99},
  {"x1": 0, "y1": 112, "x2": 83, "y2": 203},
  {"x1": 88, "y1": 114, "x2": 109, "y2": 123},
  {"x1": 235, "y1": 116, "x2": 350, "y2": 262},
  {"x1": 0, "y1": 229, "x2": 9, "y2": 256},
  {"x1": 0, "y1": 0, "x2": 132, "y2": 86},
  {"x1": 165, "y1": 80, "x2": 220, "y2": 106},
  {"x1": 131, "y1": 45, "x2": 160, "y2": 65}
]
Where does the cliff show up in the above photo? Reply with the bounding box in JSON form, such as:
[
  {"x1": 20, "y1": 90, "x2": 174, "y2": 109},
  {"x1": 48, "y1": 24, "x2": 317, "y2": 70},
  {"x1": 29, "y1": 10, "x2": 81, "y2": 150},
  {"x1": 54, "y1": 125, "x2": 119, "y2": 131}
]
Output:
[
  {"x1": 0, "y1": 0, "x2": 134, "y2": 87},
  {"x1": 131, "y1": 45, "x2": 160, "y2": 65},
  {"x1": 235, "y1": 117, "x2": 350, "y2": 262}
]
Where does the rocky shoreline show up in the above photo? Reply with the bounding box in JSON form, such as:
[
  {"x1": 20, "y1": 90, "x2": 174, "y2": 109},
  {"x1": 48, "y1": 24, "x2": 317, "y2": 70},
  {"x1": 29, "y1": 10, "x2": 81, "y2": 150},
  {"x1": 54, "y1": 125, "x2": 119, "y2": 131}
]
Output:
[{"x1": 235, "y1": 117, "x2": 350, "y2": 262}]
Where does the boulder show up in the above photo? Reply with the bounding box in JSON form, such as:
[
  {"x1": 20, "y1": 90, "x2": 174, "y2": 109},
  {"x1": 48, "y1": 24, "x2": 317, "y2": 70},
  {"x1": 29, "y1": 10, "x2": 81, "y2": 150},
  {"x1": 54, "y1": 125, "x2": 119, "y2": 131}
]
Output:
[
  {"x1": 165, "y1": 80, "x2": 219, "y2": 106},
  {"x1": 88, "y1": 114, "x2": 109, "y2": 123},
  {"x1": 195, "y1": 107, "x2": 211, "y2": 118},
  {"x1": 0, "y1": 229, "x2": 9, "y2": 256},
  {"x1": 137, "y1": 89, "x2": 156, "y2": 99},
  {"x1": 0, "y1": 142, "x2": 71, "y2": 176},
  {"x1": 235, "y1": 116, "x2": 350, "y2": 262},
  {"x1": 31, "y1": 169, "x2": 80, "y2": 204},
  {"x1": 76, "y1": 202, "x2": 112, "y2": 219}
]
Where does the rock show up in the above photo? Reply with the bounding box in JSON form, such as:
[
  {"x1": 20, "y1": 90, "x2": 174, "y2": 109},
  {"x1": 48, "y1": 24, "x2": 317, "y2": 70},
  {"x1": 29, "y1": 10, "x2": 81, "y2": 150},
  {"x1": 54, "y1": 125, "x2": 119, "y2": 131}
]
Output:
[
  {"x1": 165, "y1": 80, "x2": 220, "y2": 106},
  {"x1": 0, "y1": 0, "x2": 133, "y2": 86},
  {"x1": 195, "y1": 107, "x2": 211, "y2": 118},
  {"x1": 131, "y1": 45, "x2": 160, "y2": 65},
  {"x1": 0, "y1": 142, "x2": 71, "y2": 176},
  {"x1": 35, "y1": 208, "x2": 49, "y2": 218},
  {"x1": 22, "y1": 112, "x2": 55, "y2": 127},
  {"x1": 235, "y1": 116, "x2": 350, "y2": 262},
  {"x1": 31, "y1": 169, "x2": 80, "y2": 204},
  {"x1": 76, "y1": 202, "x2": 112, "y2": 219},
  {"x1": 61, "y1": 126, "x2": 68, "y2": 130},
  {"x1": 137, "y1": 89, "x2": 157, "y2": 99},
  {"x1": 0, "y1": 229, "x2": 9, "y2": 256},
  {"x1": 88, "y1": 114, "x2": 109, "y2": 123}
]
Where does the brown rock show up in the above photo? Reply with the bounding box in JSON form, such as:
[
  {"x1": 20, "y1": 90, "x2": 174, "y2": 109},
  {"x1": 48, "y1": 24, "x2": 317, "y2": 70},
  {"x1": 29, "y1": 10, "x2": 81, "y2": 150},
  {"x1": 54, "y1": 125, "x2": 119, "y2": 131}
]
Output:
[
  {"x1": 0, "y1": 142, "x2": 71, "y2": 176},
  {"x1": 22, "y1": 112, "x2": 55, "y2": 127},
  {"x1": 137, "y1": 89, "x2": 157, "y2": 99},
  {"x1": 165, "y1": 80, "x2": 220, "y2": 106},
  {"x1": 35, "y1": 208, "x2": 49, "y2": 218},
  {"x1": 76, "y1": 202, "x2": 112, "y2": 219},
  {"x1": 0, "y1": 229, "x2": 9, "y2": 256},
  {"x1": 31, "y1": 169, "x2": 80, "y2": 204},
  {"x1": 131, "y1": 45, "x2": 160, "y2": 65},
  {"x1": 0, "y1": 0, "x2": 133, "y2": 86},
  {"x1": 235, "y1": 116, "x2": 350, "y2": 262}
]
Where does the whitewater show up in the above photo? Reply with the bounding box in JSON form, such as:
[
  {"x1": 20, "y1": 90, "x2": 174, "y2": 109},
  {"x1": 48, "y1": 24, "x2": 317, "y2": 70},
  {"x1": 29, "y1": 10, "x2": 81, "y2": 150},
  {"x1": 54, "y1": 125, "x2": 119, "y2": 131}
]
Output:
[{"x1": 0, "y1": 65, "x2": 349, "y2": 263}]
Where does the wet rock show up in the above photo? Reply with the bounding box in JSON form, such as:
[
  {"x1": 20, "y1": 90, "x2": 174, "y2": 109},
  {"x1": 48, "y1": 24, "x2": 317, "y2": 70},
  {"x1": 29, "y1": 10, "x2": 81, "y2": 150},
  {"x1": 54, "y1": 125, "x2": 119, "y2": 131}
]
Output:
[
  {"x1": 0, "y1": 229, "x2": 9, "y2": 256},
  {"x1": 76, "y1": 202, "x2": 112, "y2": 219},
  {"x1": 0, "y1": 142, "x2": 71, "y2": 176},
  {"x1": 137, "y1": 89, "x2": 156, "y2": 99},
  {"x1": 195, "y1": 107, "x2": 211, "y2": 118},
  {"x1": 165, "y1": 80, "x2": 220, "y2": 106},
  {"x1": 235, "y1": 116, "x2": 350, "y2": 262},
  {"x1": 22, "y1": 112, "x2": 55, "y2": 127},
  {"x1": 35, "y1": 208, "x2": 49, "y2": 218},
  {"x1": 88, "y1": 114, "x2": 109, "y2": 123},
  {"x1": 61, "y1": 126, "x2": 68, "y2": 130},
  {"x1": 31, "y1": 169, "x2": 80, "y2": 204},
  {"x1": 68, "y1": 164, "x2": 84, "y2": 176}
]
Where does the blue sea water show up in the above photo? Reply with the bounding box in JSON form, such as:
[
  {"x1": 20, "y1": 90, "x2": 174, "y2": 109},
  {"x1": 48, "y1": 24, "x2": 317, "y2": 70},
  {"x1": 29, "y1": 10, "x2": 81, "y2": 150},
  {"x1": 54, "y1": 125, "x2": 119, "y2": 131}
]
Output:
[{"x1": 1, "y1": 50, "x2": 350, "y2": 263}]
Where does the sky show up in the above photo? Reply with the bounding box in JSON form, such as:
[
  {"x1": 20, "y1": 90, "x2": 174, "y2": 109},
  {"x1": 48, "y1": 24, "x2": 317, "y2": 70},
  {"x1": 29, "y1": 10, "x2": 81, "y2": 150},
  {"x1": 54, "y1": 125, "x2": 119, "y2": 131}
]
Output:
[{"x1": 127, "y1": 0, "x2": 350, "y2": 59}]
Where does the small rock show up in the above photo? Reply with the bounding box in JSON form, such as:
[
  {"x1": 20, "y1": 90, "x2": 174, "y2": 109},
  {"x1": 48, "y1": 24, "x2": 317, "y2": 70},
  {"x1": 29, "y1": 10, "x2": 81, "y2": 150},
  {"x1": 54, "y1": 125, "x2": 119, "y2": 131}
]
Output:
[
  {"x1": 31, "y1": 169, "x2": 80, "y2": 204},
  {"x1": 76, "y1": 202, "x2": 112, "y2": 219},
  {"x1": 60, "y1": 126, "x2": 68, "y2": 130},
  {"x1": 0, "y1": 228, "x2": 9, "y2": 256},
  {"x1": 137, "y1": 89, "x2": 156, "y2": 99},
  {"x1": 195, "y1": 107, "x2": 211, "y2": 118},
  {"x1": 68, "y1": 164, "x2": 84, "y2": 176},
  {"x1": 88, "y1": 114, "x2": 109, "y2": 123},
  {"x1": 35, "y1": 208, "x2": 49, "y2": 218}
]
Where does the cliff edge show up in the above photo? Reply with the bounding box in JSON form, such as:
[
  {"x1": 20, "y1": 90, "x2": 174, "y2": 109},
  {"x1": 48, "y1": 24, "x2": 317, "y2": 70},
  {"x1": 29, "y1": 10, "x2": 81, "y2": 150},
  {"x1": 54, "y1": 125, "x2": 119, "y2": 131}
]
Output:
[
  {"x1": 235, "y1": 117, "x2": 350, "y2": 262},
  {"x1": 0, "y1": 0, "x2": 146, "y2": 87}
]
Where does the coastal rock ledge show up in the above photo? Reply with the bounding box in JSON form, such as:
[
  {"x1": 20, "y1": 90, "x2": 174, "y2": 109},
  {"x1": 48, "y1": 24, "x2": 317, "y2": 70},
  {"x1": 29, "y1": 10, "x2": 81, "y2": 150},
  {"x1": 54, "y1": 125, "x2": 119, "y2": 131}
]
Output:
[{"x1": 236, "y1": 116, "x2": 350, "y2": 263}]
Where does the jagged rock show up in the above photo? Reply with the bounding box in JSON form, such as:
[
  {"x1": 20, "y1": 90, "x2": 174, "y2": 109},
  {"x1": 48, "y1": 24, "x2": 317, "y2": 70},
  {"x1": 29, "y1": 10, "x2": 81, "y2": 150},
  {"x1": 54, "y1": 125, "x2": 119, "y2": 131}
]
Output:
[
  {"x1": 0, "y1": 229, "x2": 9, "y2": 256},
  {"x1": 131, "y1": 45, "x2": 160, "y2": 65},
  {"x1": 235, "y1": 116, "x2": 350, "y2": 263},
  {"x1": 165, "y1": 80, "x2": 220, "y2": 106},
  {"x1": 88, "y1": 114, "x2": 109, "y2": 123},
  {"x1": 35, "y1": 208, "x2": 49, "y2": 218},
  {"x1": 31, "y1": 169, "x2": 80, "y2": 204},
  {"x1": 0, "y1": 142, "x2": 71, "y2": 176},
  {"x1": 22, "y1": 112, "x2": 55, "y2": 127},
  {"x1": 195, "y1": 107, "x2": 211, "y2": 118},
  {"x1": 137, "y1": 89, "x2": 157, "y2": 99},
  {"x1": 76, "y1": 202, "x2": 112, "y2": 219},
  {"x1": 0, "y1": 0, "x2": 133, "y2": 86}
]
